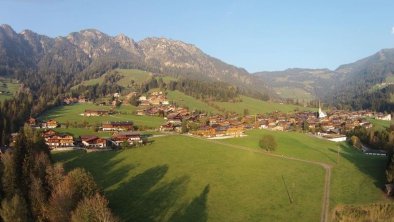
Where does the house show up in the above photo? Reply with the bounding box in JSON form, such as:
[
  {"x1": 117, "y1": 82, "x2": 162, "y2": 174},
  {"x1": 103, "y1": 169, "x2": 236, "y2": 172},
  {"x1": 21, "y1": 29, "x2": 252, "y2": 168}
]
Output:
[
  {"x1": 192, "y1": 126, "x2": 216, "y2": 137},
  {"x1": 376, "y1": 114, "x2": 392, "y2": 121},
  {"x1": 102, "y1": 121, "x2": 134, "y2": 131},
  {"x1": 41, "y1": 130, "x2": 74, "y2": 148},
  {"x1": 111, "y1": 131, "x2": 143, "y2": 146},
  {"x1": 84, "y1": 110, "x2": 109, "y2": 117},
  {"x1": 80, "y1": 136, "x2": 107, "y2": 148},
  {"x1": 166, "y1": 112, "x2": 182, "y2": 124},
  {"x1": 46, "y1": 134, "x2": 74, "y2": 148},
  {"x1": 41, "y1": 129, "x2": 57, "y2": 138},
  {"x1": 42, "y1": 120, "x2": 58, "y2": 129},
  {"x1": 27, "y1": 117, "x2": 38, "y2": 127}
]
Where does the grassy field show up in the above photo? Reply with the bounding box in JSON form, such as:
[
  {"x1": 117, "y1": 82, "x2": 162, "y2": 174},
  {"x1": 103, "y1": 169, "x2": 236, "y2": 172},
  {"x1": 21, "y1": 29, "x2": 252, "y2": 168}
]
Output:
[
  {"x1": 0, "y1": 77, "x2": 20, "y2": 102},
  {"x1": 73, "y1": 69, "x2": 152, "y2": 89},
  {"x1": 53, "y1": 135, "x2": 325, "y2": 222},
  {"x1": 166, "y1": 90, "x2": 220, "y2": 113},
  {"x1": 213, "y1": 96, "x2": 315, "y2": 114},
  {"x1": 274, "y1": 87, "x2": 314, "y2": 101},
  {"x1": 367, "y1": 117, "x2": 392, "y2": 130},
  {"x1": 220, "y1": 129, "x2": 388, "y2": 210},
  {"x1": 39, "y1": 103, "x2": 165, "y2": 129},
  {"x1": 52, "y1": 127, "x2": 113, "y2": 138}
]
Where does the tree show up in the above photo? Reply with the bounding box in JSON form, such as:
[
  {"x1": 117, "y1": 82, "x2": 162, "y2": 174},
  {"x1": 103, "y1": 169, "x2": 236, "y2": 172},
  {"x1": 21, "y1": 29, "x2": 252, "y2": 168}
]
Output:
[
  {"x1": 243, "y1": 109, "x2": 249, "y2": 116},
  {"x1": 0, "y1": 194, "x2": 29, "y2": 222},
  {"x1": 259, "y1": 135, "x2": 277, "y2": 151},
  {"x1": 47, "y1": 168, "x2": 99, "y2": 221},
  {"x1": 350, "y1": 135, "x2": 362, "y2": 149},
  {"x1": 71, "y1": 193, "x2": 118, "y2": 222}
]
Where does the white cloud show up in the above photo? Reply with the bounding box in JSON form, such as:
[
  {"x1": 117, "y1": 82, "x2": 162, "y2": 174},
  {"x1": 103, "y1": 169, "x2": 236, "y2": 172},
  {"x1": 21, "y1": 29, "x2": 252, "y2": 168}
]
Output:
[{"x1": 392, "y1": 27, "x2": 394, "y2": 34}]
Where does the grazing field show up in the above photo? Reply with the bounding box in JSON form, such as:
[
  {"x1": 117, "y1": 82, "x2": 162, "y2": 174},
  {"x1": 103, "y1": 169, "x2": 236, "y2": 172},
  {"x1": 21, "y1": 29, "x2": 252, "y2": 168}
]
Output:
[
  {"x1": 53, "y1": 135, "x2": 325, "y2": 222},
  {"x1": 73, "y1": 69, "x2": 152, "y2": 88},
  {"x1": 39, "y1": 103, "x2": 165, "y2": 129},
  {"x1": 213, "y1": 96, "x2": 315, "y2": 114},
  {"x1": 166, "y1": 90, "x2": 220, "y2": 113},
  {"x1": 221, "y1": 129, "x2": 388, "y2": 210},
  {"x1": 0, "y1": 77, "x2": 20, "y2": 102}
]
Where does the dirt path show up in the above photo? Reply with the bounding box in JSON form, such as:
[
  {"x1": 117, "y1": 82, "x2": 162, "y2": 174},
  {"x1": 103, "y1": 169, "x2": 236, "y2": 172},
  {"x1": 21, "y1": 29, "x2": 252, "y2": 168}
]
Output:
[{"x1": 185, "y1": 135, "x2": 333, "y2": 222}]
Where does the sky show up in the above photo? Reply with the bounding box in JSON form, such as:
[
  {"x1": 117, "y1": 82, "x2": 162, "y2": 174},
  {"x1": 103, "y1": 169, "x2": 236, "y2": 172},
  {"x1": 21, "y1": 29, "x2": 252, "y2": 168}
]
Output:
[{"x1": 1, "y1": 0, "x2": 394, "y2": 72}]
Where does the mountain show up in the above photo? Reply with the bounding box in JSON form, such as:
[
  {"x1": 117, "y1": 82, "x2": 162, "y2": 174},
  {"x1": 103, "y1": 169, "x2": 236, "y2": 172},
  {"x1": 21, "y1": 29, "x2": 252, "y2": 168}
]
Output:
[
  {"x1": 0, "y1": 24, "x2": 272, "y2": 98},
  {"x1": 329, "y1": 49, "x2": 394, "y2": 110},
  {"x1": 255, "y1": 49, "x2": 394, "y2": 111},
  {"x1": 255, "y1": 68, "x2": 337, "y2": 101}
]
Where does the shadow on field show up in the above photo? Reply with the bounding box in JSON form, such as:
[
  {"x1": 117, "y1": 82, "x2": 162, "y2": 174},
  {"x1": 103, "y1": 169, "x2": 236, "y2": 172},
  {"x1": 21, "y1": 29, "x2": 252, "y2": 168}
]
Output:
[
  {"x1": 54, "y1": 150, "x2": 208, "y2": 221},
  {"x1": 54, "y1": 150, "x2": 139, "y2": 189},
  {"x1": 108, "y1": 165, "x2": 190, "y2": 222},
  {"x1": 331, "y1": 143, "x2": 388, "y2": 188},
  {"x1": 170, "y1": 184, "x2": 210, "y2": 222}
]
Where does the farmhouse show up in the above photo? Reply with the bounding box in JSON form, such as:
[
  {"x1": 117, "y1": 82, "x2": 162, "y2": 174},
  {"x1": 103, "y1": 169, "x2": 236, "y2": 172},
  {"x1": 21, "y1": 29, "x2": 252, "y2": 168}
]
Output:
[
  {"x1": 42, "y1": 120, "x2": 58, "y2": 129},
  {"x1": 41, "y1": 130, "x2": 74, "y2": 148},
  {"x1": 80, "y1": 135, "x2": 107, "y2": 148},
  {"x1": 111, "y1": 131, "x2": 143, "y2": 146},
  {"x1": 102, "y1": 121, "x2": 134, "y2": 131},
  {"x1": 45, "y1": 134, "x2": 74, "y2": 148},
  {"x1": 84, "y1": 110, "x2": 110, "y2": 117}
]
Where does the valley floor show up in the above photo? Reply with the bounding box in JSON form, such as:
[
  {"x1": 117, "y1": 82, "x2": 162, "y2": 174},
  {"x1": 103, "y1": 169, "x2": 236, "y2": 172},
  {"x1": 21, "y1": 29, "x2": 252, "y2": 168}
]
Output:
[{"x1": 53, "y1": 129, "x2": 389, "y2": 222}]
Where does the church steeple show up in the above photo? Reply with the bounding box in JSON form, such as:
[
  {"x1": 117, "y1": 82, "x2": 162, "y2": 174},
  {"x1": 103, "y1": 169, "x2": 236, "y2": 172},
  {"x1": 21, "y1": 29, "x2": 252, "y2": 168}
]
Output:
[{"x1": 318, "y1": 101, "x2": 327, "y2": 118}]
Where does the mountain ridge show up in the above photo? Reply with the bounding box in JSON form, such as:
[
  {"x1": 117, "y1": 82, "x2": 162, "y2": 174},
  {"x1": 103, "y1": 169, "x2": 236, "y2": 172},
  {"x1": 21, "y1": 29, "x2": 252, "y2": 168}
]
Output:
[{"x1": 0, "y1": 24, "x2": 272, "y2": 98}]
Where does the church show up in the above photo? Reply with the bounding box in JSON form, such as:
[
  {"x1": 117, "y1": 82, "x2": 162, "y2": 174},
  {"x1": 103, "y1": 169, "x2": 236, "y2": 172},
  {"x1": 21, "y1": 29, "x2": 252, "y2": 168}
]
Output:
[{"x1": 318, "y1": 101, "x2": 327, "y2": 118}]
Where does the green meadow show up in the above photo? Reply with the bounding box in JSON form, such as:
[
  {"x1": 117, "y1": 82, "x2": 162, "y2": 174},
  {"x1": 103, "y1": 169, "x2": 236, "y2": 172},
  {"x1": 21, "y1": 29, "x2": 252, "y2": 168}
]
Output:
[
  {"x1": 54, "y1": 135, "x2": 324, "y2": 222},
  {"x1": 0, "y1": 77, "x2": 20, "y2": 102},
  {"x1": 221, "y1": 129, "x2": 388, "y2": 209},
  {"x1": 213, "y1": 96, "x2": 315, "y2": 114},
  {"x1": 166, "y1": 90, "x2": 220, "y2": 113},
  {"x1": 39, "y1": 103, "x2": 165, "y2": 129},
  {"x1": 53, "y1": 129, "x2": 389, "y2": 221},
  {"x1": 73, "y1": 69, "x2": 152, "y2": 89}
]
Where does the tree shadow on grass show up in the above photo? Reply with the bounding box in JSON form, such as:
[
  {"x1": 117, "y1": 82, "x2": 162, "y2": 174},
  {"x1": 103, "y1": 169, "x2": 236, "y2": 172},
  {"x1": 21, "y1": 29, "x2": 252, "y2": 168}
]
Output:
[
  {"x1": 106, "y1": 165, "x2": 190, "y2": 222},
  {"x1": 170, "y1": 184, "x2": 210, "y2": 222},
  {"x1": 54, "y1": 150, "x2": 139, "y2": 190},
  {"x1": 330, "y1": 143, "x2": 388, "y2": 188}
]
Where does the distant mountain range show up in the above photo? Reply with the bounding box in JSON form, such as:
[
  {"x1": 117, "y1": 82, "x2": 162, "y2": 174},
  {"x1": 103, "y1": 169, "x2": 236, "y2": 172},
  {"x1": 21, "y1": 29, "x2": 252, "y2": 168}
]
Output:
[
  {"x1": 0, "y1": 24, "x2": 272, "y2": 98},
  {"x1": 255, "y1": 49, "x2": 394, "y2": 111},
  {"x1": 0, "y1": 24, "x2": 393, "y2": 111}
]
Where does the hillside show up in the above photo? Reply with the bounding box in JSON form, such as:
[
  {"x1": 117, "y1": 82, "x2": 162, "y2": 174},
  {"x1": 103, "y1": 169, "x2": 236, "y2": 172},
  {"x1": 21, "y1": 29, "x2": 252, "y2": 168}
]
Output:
[
  {"x1": 0, "y1": 24, "x2": 273, "y2": 101},
  {"x1": 255, "y1": 68, "x2": 337, "y2": 101},
  {"x1": 213, "y1": 95, "x2": 315, "y2": 114},
  {"x1": 73, "y1": 68, "x2": 152, "y2": 89},
  {"x1": 255, "y1": 49, "x2": 394, "y2": 111}
]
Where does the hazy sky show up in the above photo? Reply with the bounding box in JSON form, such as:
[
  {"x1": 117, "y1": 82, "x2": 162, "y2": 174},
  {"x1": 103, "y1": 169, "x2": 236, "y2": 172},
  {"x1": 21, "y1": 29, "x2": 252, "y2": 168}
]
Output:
[{"x1": 1, "y1": 0, "x2": 394, "y2": 72}]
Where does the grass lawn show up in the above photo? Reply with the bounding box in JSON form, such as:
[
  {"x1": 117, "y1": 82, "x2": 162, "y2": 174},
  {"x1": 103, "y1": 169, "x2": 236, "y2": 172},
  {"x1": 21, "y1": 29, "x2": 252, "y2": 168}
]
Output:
[
  {"x1": 166, "y1": 90, "x2": 220, "y2": 114},
  {"x1": 220, "y1": 129, "x2": 389, "y2": 212},
  {"x1": 0, "y1": 77, "x2": 20, "y2": 102},
  {"x1": 213, "y1": 96, "x2": 315, "y2": 114},
  {"x1": 53, "y1": 135, "x2": 325, "y2": 222},
  {"x1": 39, "y1": 103, "x2": 165, "y2": 129}
]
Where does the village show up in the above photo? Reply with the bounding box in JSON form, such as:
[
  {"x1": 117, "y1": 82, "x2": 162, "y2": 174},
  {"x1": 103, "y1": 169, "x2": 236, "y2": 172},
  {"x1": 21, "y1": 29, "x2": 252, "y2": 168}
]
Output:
[{"x1": 20, "y1": 91, "x2": 392, "y2": 151}]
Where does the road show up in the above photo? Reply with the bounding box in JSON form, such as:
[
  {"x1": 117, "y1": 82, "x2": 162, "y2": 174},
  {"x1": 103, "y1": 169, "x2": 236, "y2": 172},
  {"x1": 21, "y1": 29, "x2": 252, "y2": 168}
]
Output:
[{"x1": 185, "y1": 135, "x2": 333, "y2": 222}]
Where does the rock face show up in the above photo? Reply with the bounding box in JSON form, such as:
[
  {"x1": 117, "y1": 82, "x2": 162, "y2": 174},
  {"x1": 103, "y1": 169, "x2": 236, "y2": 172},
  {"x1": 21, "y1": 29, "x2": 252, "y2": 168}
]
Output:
[{"x1": 0, "y1": 25, "x2": 271, "y2": 96}]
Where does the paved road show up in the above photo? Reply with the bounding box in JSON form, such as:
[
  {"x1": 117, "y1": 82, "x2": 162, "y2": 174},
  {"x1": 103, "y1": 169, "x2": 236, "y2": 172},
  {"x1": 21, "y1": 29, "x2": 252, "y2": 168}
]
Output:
[{"x1": 185, "y1": 135, "x2": 333, "y2": 222}]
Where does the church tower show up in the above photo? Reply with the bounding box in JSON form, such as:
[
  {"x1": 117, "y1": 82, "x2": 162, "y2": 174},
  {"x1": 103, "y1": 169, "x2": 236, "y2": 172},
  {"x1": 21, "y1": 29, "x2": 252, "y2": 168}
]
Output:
[{"x1": 318, "y1": 101, "x2": 327, "y2": 118}]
